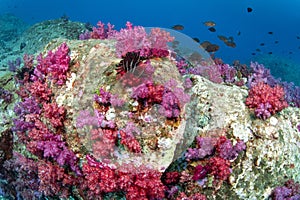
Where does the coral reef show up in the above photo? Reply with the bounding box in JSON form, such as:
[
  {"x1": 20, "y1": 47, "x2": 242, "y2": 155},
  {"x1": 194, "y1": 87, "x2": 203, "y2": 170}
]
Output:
[{"x1": 0, "y1": 19, "x2": 299, "y2": 200}]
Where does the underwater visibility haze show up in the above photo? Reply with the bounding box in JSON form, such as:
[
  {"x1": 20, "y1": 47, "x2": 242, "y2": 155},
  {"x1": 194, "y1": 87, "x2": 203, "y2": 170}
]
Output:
[{"x1": 0, "y1": 0, "x2": 300, "y2": 199}]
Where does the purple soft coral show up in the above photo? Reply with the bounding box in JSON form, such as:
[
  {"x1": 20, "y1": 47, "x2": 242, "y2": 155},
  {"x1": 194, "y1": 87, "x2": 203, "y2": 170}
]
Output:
[{"x1": 37, "y1": 133, "x2": 82, "y2": 175}]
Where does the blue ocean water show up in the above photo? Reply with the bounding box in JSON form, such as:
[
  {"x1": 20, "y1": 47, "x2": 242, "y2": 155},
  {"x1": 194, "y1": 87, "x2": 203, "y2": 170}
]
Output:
[{"x1": 0, "y1": 0, "x2": 299, "y2": 84}]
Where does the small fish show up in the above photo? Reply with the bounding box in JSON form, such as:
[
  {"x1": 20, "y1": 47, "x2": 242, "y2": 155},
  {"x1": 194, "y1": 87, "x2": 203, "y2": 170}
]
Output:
[
  {"x1": 275, "y1": 40, "x2": 279, "y2": 44},
  {"x1": 200, "y1": 41, "x2": 212, "y2": 49},
  {"x1": 251, "y1": 53, "x2": 256, "y2": 55},
  {"x1": 237, "y1": 31, "x2": 241, "y2": 36},
  {"x1": 217, "y1": 35, "x2": 228, "y2": 42},
  {"x1": 208, "y1": 27, "x2": 216, "y2": 32},
  {"x1": 256, "y1": 48, "x2": 261, "y2": 52},
  {"x1": 203, "y1": 21, "x2": 216, "y2": 27},
  {"x1": 228, "y1": 36, "x2": 234, "y2": 42},
  {"x1": 268, "y1": 31, "x2": 273, "y2": 35},
  {"x1": 289, "y1": 52, "x2": 293, "y2": 54},
  {"x1": 297, "y1": 36, "x2": 300, "y2": 39},
  {"x1": 268, "y1": 52, "x2": 273, "y2": 54},
  {"x1": 200, "y1": 41, "x2": 220, "y2": 52},
  {"x1": 260, "y1": 43, "x2": 265, "y2": 46},
  {"x1": 247, "y1": 7, "x2": 253, "y2": 13},
  {"x1": 20, "y1": 42, "x2": 26, "y2": 50},
  {"x1": 205, "y1": 44, "x2": 220, "y2": 52},
  {"x1": 225, "y1": 41, "x2": 236, "y2": 48},
  {"x1": 171, "y1": 24, "x2": 184, "y2": 30}
]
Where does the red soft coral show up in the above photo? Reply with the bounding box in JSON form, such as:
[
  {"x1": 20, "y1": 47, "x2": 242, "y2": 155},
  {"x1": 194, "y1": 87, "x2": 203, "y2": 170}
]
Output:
[
  {"x1": 246, "y1": 82, "x2": 288, "y2": 119},
  {"x1": 81, "y1": 162, "x2": 118, "y2": 197},
  {"x1": 28, "y1": 81, "x2": 52, "y2": 102},
  {"x1": 38, "y1": 161, "x2": 77, "y2": 198},
  {"x1": 120, "y1": 130, "x2": 141, "y2": 153},
  {"x1": 90, "y1": 128, "x2": 118, "y2": 159},
  {"x1": 207, "y1": 157, "x2": 231, "y2": 183},
  {"x1": 43, "y1": 102, "x2": 65, "y2": 128}
]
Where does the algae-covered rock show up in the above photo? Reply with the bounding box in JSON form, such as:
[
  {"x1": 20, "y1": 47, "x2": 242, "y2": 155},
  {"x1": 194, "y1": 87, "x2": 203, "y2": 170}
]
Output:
[
  {"x1": 188, "y1": 75, "x2": 300, "y2": 199},
  {"x1": 45, "y1": 38, "x2": 197, "y2": 172}
]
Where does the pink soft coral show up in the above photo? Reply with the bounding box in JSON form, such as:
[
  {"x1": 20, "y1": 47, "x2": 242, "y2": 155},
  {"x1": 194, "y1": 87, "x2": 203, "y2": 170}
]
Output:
[
  {"x1": 148, "y1": 27, "x2": 174, "y2": 50},
  {"x1": 246, "y1": 82, "x2": 288, "y2": 120},
  {"x1": 32, "y1": 42, "x2": 70, "y2": 85},
  {"x1": 90, "y1": 21, "x2": 116, "y2": 39},
  {"x1": 114, "y1": 21, "x2": 151, "y2": 57},
  {"x1": 114, "y1": 22, "x2": 174, "y2": 57}
]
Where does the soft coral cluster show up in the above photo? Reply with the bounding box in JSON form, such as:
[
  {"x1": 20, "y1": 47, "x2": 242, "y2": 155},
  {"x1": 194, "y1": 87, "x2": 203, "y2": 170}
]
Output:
[
  {"x1": 1, "y1": 153, "x2": 41, "y2": 199},
  {"x1": 271, "y1": 179, "x2": 300, "y2": 200},
  {"x1": 84, "y1": 21, "x2": 173, "y2": 58},
  {"x1": 246, "y1": 82, "x2": 288, "y2": 120},
  {"x1": 32, "y1": 42, "x2": 70, "y2": 85},
  {"x1": 131, "y1": 80, "x2": 189, "y2": 119},
  {"x1": 90, "y1": 128, "x2": 118, "y2": 159},
  {"x1": 38, "y1": 160, "x2": 78, "y2": 197},
  {"x1": 184, "y1": 135, "x2": 245, "y2": 188},
  {"x1": 81, "y1": 159, "x2": 166, "y2": 200},
  {"x1": 9, "y1": 42, "x2": 84, "y2": 199}
]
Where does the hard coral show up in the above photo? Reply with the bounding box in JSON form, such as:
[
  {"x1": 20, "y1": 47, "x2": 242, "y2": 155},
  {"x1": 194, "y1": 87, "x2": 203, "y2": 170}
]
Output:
[{"x1": 246, "y1": 82, "x2": 288, "y2": 120}]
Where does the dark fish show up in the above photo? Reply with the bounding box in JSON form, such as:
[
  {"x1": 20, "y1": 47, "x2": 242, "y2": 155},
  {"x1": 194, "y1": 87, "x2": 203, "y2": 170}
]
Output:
[
  {"x1": 208, "y1": 27, "x2": 216, "y2": 32},
  {"x1": 225, "y1": 41, "x2": 236, "y2": 48},
  {"x1": 237, "y1": 31, "x2": 241, "y2": 36},
  {"x1": 200, "y1": 41, "x2": 212, "y2": 49},
  {"x1": 200, "y1": 41, "x2": 220, "y2": 52},
  {"x1": 247, "y1": 7, "x2": 253, "y2": 13},
  {"x1": 297, "y1": 36, "x2": 300, "y2": 39},
  {"x1": 260, "y1": 43, "x2": 265, "y2": 46},
  {"x1": 171, "y1": 24, "x2": 184, "y2": 30},
  {"x1": 205, "y1": 44, "x2": 220, "y2": 52},
  {"x1": 268, "y1": 52, "x2": 272, "y2": 54},
  {"x1": 252, "y1": 53, "x2": 256, "y2": 55},
  {"x1": 256, "y1": 48, "x2": 261, "y2": 52},
  {"x1": 20, "y1": 42, "x2": 26, "y2": 50},
  {"x1": 268, "y1": 32, "x2": 273, "y2": 35},
  {"x1": 275, "y1": 40, "x2": 279, "y2": 44},
  {"x1": 289, "y1": 52, "x2": 293, "y2": 54},
  {"x1": 193, "y1": 37, "x2": 200, "y2": 43},
  {"x1": 203, "y1": 21, "x2": 216, "y2": 27},
  {"x1": 217, "y1": 35, "x2": 228, "y2": 42}
]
